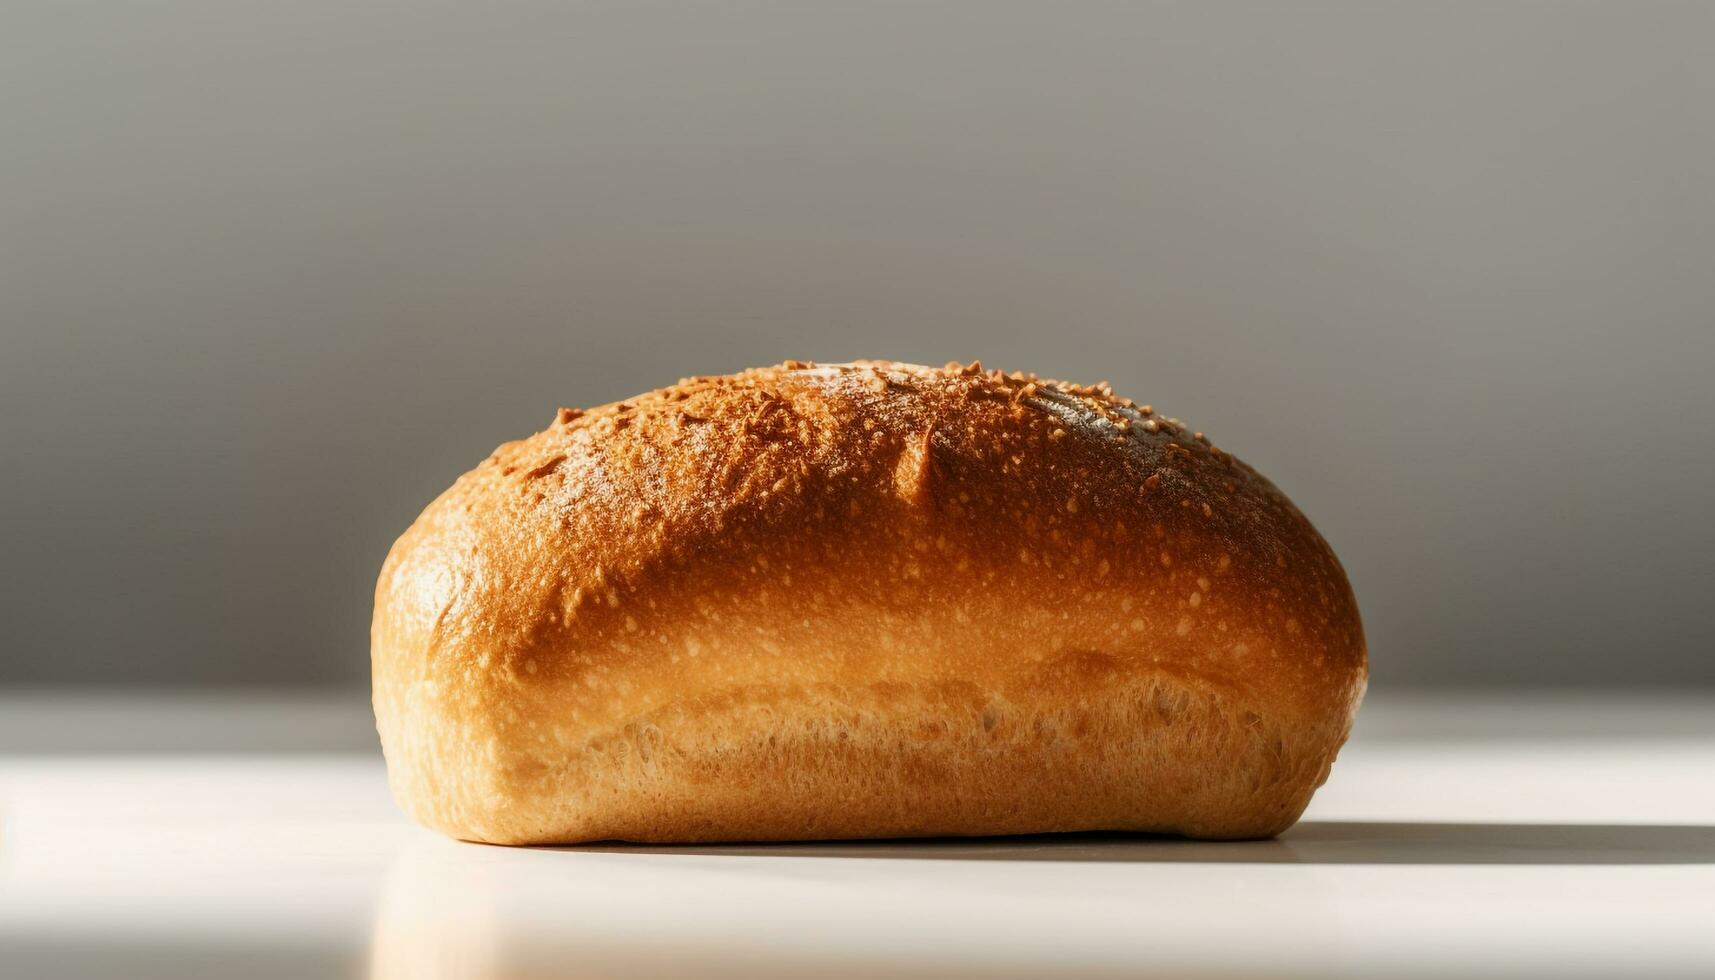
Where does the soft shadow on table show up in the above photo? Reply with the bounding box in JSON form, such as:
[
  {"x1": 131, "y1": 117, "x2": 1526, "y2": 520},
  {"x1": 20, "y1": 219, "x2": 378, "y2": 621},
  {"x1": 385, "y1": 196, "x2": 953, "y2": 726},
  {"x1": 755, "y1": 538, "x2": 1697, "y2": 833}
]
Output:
[{"x1": 573, "y1": 821, "x2": 1715, "y2": 865}]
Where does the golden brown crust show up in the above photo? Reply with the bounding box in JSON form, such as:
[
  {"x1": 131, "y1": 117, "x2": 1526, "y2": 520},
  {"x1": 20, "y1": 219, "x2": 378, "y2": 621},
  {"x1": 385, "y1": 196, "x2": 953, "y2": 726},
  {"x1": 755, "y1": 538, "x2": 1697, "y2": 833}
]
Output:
[{"x1": 372, "y1": 361, "x2": 1366, "y2": 843}]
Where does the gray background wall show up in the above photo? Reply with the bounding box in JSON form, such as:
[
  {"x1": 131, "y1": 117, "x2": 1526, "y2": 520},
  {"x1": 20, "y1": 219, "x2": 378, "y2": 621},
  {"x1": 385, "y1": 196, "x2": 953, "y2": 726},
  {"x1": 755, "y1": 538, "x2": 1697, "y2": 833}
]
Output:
[{"x1": 3, "y1": 2, "x2": 1712, "y2": 690}]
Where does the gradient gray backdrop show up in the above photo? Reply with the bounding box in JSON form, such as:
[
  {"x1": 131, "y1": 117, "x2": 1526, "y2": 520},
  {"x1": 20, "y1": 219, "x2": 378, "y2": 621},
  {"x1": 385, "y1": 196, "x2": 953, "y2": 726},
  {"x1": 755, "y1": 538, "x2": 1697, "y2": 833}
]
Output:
[{"x1": 4, "y1": 2, "x2": 1712, "y2": 690}]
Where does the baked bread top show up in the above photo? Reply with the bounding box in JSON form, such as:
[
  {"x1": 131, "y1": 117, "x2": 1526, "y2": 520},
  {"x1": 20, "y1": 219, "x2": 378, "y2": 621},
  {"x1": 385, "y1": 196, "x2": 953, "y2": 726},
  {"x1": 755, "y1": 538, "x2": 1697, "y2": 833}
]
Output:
[{"x1": 372, "y1": 360, "x2": 1366, "y2": 842}]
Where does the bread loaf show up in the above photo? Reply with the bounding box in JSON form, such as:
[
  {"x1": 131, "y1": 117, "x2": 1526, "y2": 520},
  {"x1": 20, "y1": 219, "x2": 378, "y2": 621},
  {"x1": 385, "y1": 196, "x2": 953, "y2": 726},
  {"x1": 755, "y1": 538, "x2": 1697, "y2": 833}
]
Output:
[{"x1": 372, "y1": 361, "x2": 1366, "y2": 843}]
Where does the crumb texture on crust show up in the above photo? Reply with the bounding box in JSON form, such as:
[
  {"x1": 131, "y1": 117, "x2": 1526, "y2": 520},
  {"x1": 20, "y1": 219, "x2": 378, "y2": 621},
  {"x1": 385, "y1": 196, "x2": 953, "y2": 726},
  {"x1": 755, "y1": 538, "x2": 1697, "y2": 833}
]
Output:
[{"x1": 372, "y1": 361, "x2": 1367, "y2": 844}]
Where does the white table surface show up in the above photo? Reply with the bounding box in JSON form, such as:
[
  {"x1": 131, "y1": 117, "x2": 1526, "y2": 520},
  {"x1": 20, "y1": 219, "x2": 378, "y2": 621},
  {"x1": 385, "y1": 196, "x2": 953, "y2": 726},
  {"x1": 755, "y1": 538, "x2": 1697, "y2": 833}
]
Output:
[{"x1": 2, "y1": 693, "x2": 1712, "y2": 979}]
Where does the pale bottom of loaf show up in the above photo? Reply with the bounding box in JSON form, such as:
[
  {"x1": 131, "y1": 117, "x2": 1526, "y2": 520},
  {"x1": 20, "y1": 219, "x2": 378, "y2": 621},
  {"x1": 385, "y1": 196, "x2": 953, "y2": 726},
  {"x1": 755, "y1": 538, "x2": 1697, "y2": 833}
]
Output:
[{"x1": 386, "y1": 670, "x2": 1353, "y2": 845}]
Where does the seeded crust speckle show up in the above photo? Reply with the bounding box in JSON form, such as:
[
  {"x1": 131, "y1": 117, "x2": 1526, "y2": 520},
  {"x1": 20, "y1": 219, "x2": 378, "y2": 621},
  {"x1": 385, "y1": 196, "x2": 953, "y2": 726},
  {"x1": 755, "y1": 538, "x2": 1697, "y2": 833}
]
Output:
[{"x1": 373, "y1": 361, "x2": 1367, "y2": 844}]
